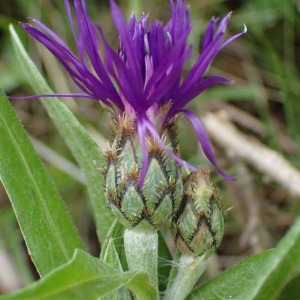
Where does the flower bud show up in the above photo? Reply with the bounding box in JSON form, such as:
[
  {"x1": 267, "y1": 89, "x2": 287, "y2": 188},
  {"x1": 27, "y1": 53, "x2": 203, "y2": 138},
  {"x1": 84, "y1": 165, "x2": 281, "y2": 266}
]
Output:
[
  {"x1": 174, "y1": 170, "x2": 224, "y2": 256},
  {"x1": 102, "y1": 114, "x2": 183, "y2": 233}
]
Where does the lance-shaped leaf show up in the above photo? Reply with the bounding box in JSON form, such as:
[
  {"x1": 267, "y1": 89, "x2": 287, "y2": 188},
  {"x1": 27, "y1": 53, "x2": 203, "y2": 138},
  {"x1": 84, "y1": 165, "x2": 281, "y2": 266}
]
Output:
[
  {"x1": 0, "y1": 249, "x2": 157, "y2": 300},
  {"x1": 100, "y1": 220, "x2": 131, "y2": 300},
  {"x1": 237, "y1": 216, "x2": 300, "y2": 300},
  {"x1": 0, "y1": 92, "x2": 85, "y2": 276},
  {"x1": 187, "y1": 249, "x2": 273, "y2": 300},
  {"x1": 9, "y1": 24, "x2": 114, "y2": 243}
]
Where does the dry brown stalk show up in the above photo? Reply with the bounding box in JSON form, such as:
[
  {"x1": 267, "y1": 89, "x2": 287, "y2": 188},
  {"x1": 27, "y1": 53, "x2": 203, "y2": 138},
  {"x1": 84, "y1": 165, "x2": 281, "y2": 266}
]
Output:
[{"x1": 202, "y1": 111, "x2": 300, "y2": 198}]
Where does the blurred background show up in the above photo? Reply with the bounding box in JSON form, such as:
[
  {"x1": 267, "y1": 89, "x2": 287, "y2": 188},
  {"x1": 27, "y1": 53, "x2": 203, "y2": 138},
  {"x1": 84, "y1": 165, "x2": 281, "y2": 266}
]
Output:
[{"x1": 0, "y1": 0, "x2": 299, "y2": 294}]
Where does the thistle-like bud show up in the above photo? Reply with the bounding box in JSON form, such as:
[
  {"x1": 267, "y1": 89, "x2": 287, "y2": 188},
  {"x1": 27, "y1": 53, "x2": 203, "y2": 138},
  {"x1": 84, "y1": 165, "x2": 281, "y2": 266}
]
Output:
[
  {"x1": 102, "y1": 114, "x2": 183, "y2": 233},
  {"x1": 173, "y1": 170, "x2": 224, "y2": 257}
]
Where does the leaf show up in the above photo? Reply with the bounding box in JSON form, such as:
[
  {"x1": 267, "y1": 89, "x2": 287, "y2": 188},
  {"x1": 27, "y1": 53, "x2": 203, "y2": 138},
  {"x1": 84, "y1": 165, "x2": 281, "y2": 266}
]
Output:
[
  {"x1": 0, "y1": 249, "x2": 157, "y2": 300},
  {"x1": 101, "y1": 239, "x2": 132, "y2": 300},
  {"x1": 0, "y1": 92, "x2": 85, "y2": 276},
  {"x1": 277, "y1": 273, "x2": 300, "y2": 300},
  {"x1": 102, "y1": 239, "x2": 124, "y2": 272},
  {"x1": 157, "y1": 230, "x2": 173, "y2": 293},
  {"x1": 237, "y1": 216, "x2": 300, "y2": 300},
  {"x1": 166, "y1": 250, "x2": 181, "y2": 293},
  {"x1": 100, "y1": 220, "x2": 128, "y2": 272},
  {"x1": 9, "y1": 24, "x2": 114, "y2": 244},
  {"x1": 187, "y1": 249, "x2": 273, "y2": 300}
]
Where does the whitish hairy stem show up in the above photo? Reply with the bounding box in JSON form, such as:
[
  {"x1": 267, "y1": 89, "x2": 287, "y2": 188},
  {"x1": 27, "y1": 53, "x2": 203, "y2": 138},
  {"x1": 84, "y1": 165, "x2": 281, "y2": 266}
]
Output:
[
  {"x1": 203, "y1": 111, "x2": 300, "y2": 198},
  {"x1": 163, "y1": 254, "x2": 207, "y2": 300},
  {"x1": 124, "y1": 229, "x2": 159, "y2": 299}
]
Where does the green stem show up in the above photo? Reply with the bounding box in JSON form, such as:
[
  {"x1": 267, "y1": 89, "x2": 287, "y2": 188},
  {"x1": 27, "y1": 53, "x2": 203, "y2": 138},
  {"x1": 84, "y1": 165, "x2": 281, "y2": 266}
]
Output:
[
  {"x1": 163, "y1": 253, "x2": 208, "y2": 300},
  {"x1": 124, "y1": 229, "x2": 159, "y2": 299}
]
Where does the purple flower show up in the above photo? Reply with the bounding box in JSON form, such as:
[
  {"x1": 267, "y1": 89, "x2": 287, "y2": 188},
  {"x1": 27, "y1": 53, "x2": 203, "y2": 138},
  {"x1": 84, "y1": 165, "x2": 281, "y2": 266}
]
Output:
[{"x1": 12, "y1": 0, "x2": 246, "y2": 186}]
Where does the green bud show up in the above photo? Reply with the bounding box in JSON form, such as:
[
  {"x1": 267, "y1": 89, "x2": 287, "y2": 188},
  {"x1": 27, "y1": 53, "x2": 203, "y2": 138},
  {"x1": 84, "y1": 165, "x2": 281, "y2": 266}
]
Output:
[
  {"x1": 173, "y1": 170, "x2": 224, "y2": 257},
  {"x1": 102, "y1": 114, "x2": 183, "y2": 233}
]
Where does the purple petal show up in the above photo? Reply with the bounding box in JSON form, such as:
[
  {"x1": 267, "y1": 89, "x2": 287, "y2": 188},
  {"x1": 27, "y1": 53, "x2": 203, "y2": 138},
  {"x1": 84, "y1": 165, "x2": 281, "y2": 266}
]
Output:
[
  {"x1": 170, "y1": 76, "x2": 230, "y2": 114},
  {"x1": 149, "y1": 21, "x2": 167, "y2": 70},
  {"x1": 109, "y1": 0, "x2": 143, "y2": 101},
  {"x1": 145, "y1": 45, "x2": 192, "y2": 109},
  {"x1": 144, "y1": 27, "x2": 191, "y2": 99},
  {"x1": 177, "y1": 31, "x2": 224, "y2": 98},
  {"x1": 28, "y1": 18, "x2": 74, "y2": 54},
  {"x1": 172, "y1": 0, "x2": 184, "y2": 44},
  {"x1": 73, "y1": 0, "x2": 119, "y2": 98},
  {"x1": 180, "y1": 109, "x2": 235, "y2": 180},
  {"x1": 218, "y1": 24, "x2": 247, "y2": 53},
  {"x1": 97, "y1": 25, "x2": 142, "y2": 111},
  {"x1": 20, "y1": 23, "x2": 115, "y2": 105},
  {"x1": 63, "y1": 0, "x2": 79, "y2": 45},
  {"x1": 184, "y1": 1, "x2": 190, "y2": 30},
  {"x1": 144, "y1": 117, "x2": 198, "y2": 171},
  {"x1": 164, "y1": 19, "x2": 172, "y2": 32},
  {"x1": 128, "y1": 11, "x2": 137, "y2": 37},
  {"x1": 202, "y1": 17, "x2": 219, "y2": 52},
  {"x1": 215, "y1": 12, "x2": 232, "y2": 36}
]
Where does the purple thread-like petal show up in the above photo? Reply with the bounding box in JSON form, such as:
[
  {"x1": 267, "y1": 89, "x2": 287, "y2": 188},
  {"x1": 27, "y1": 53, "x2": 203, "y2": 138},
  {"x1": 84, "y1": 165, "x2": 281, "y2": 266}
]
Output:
[
  {"x1": 149, "y1": 22, "x2": 165, "y2": 70},
  {"x1": 218, "y1": 24, "x2": 247, "y2": 53},
  {"x1": 177, "y1": 31, "x2": 224, "y2": 98},
  {"x1": 109, "y1": 0, "x2": 143, "y2": 104},
  {"x1": 20, "y1": 22, "x2": 116, "y2": 105},
  {"x1": 97, "y1": 25, "x2": 141, "y2": 111},
  {"x1": 215, "y1": 12, "x2": 232, "y2": 35},
  {"x1": 145, "y1": 118, "x2": 198, "y2": 171},
  {"x1": 137, "y1": 114, "x2": 198, "y2": 187},
  {"x1": 144, "y1": 27, "x2": 191, "y2": 99},
  {"x1": 63, "y1": 0, "x2": 79, "y2": 45},
  {"x1": 181, "y1": 109, "x2": 235, "y2": 180},
  {"x1": 145, "y1": 45, "x2": 192, "y2": 109},
  {"x1": 74, "y1": 0, "x2": 118, "y2": 96},
  {"x1": 173, "y1": 0, "x2": 184, "y2": 44},
  {"x1": 128, "y1": 11, "x2": 137, "y2": 37},
  {"x1": 170, "y1": 76, "x2": 230, "y2": 115},
  {"x1": 202, "y1": 17, "x2": 219, "y2": 52},
  {"x1": 28, "y1": 18, "x2": 74, "y2": 55}
]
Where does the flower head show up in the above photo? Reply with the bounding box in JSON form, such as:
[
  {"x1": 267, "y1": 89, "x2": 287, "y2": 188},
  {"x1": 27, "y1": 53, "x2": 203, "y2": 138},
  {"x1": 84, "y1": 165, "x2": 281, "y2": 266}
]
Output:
[
  {"x1": 173, "y1": 169, "x2": 224, "y2": 256},
  {"x1": 16, "y1": 0, "x2": 246, "y2": 186}
]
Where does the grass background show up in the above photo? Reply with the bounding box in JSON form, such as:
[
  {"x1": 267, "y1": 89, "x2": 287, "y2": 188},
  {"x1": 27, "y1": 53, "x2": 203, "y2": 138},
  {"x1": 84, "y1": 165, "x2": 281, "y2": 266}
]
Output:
[{"x1": 0, "y1": 0, "x2": 299, "y2": 293}]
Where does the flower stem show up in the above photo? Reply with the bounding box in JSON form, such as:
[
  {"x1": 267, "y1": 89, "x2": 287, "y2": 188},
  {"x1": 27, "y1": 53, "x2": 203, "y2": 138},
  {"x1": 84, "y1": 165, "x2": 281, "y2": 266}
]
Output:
[
  {"x1": 124, "y1": 229, "x2": 159, "y2": 299},
  {"x1": 163, "y1": 252, "x2": 210, "y2": 300}
]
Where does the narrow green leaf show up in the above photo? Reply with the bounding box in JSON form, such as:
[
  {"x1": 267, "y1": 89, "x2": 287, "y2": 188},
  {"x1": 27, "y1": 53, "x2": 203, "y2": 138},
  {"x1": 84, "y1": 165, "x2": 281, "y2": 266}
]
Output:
[
  {"x1": 100, "y1": 220, "x2": 128, "y2": 272},
  {"x1": 0, "y1": 249, "x2": 156, "y2": 300},
  {"x1": 9, "y1": 24, "x2": 114, "y2": 243},
  {"x1": 0, "y1": 92, "x2": 85, "y2": 276},
  {"x1": 101, "y1": 240, "x2": 132, "y2": 300},
  {"x1": 157, "y1": 230, "x2": 172, "y2": 293},
  {"x1": 126, "y1": 273, "x2": 158, "y2": 300},
  {"x1": 166, "y1": 250, "x2": 181, "y2": 293},
  {"x1": 187, "y1": 250, "x2": 273, "y2": 300},
  {"x1": 102, "y1": 239, "x2": 123, "y2": 272},
  {"x1": 237, "y1": 216, "x2": 300, "y2": 300},
  {"x1": 277, "y1": 273, "x2": 300, "y2": 300}
]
